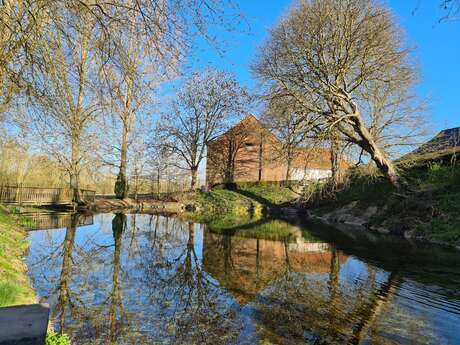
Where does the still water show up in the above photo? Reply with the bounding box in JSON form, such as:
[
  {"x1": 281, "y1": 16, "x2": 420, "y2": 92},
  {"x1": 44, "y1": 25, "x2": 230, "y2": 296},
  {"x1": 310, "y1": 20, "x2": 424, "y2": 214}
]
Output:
[{"x1": 24, "y1": 212, "x2": 460, "y2": 345}]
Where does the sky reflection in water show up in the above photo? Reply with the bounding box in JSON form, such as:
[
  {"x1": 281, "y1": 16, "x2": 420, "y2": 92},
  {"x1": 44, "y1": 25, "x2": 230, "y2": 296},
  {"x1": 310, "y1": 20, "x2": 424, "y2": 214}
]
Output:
[{"x1": 25, "y1": 213, "x2": 460, "y2": 345}]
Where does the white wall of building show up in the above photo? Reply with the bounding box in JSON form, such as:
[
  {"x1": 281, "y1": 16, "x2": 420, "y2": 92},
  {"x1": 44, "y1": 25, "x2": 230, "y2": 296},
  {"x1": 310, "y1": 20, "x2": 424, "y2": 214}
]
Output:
[{"x1": 291, "y1": 168, "x2": 331, "y2": 181}]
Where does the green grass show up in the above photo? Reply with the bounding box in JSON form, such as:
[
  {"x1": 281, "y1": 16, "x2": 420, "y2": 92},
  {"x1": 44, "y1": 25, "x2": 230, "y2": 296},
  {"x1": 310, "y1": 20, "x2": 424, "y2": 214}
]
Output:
[
  {"x1": 182, "y1": 184, "x2": 298, "y2": 241},
  {"x1": 46, "y1": 332, "x2": 71, "y2": 345},
  {"x1": 208, "y1": 219, "x2": 299, "y2": 241},
  {"x1": 0, "y1": 282, "x2": 20, "y2": 306},
  {"x1": 0, "y1": 205, "x2": 36, "y2": 306},
  {"x1": 187, "y1": 183, "x2": 296, "y2": 220},
  {"x1": 187, "y1": 188, "x2": 264, "y2": 222},
  {"x1": 237, "y1": 183, "x2": 297, "y2": 206}
]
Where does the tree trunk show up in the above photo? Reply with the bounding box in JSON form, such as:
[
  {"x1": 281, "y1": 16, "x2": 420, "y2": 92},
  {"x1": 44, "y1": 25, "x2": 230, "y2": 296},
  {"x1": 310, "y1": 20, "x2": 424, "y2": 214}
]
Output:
[
  {"x1": 285, "y1": 157, "x2": 292, "y2": 183},
  {"x1": 110, "y1": 213, "x2": 125, "y2": 344},
  {"x1": 115, "y1": 123, "x2": 129, "y2": 199},
  {"x1": 70, "y1": 128, "x2": 81, "y2": 204},
  {"x1": 190, "y1": 167, "x2": 198, "y2": 190},
  {"x1": 258, "y1": 134, "x2": 263, "y2": 182},
  {"x1": 351, "y1": 115, "x2": 399, "y2": 187},
  {"x1": 57, "y1": 215, "x2": 77, "y2": 330},
  {"x1": 156, "y1": 167, "x2": 161, "y2": 199},
  {"x1": 330, "y1": 134, "x2": 342, "y2": 188}
]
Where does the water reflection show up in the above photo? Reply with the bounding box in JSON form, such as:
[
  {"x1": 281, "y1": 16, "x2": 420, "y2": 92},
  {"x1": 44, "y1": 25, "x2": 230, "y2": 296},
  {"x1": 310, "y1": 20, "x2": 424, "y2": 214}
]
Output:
[{"x1": 25, "y1": 213, "x2": 460, "y2": 344}]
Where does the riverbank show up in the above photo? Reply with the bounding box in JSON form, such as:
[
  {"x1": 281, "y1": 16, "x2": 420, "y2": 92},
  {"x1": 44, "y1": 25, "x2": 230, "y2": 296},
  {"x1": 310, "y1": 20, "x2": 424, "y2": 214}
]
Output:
[
  {"x1": 89, "y1": 197, "x2": 185, "y2": 213},
  {"x1": 304, "y1": 155, "x2": 460, "y2": 248},
  {"x1": 86, "y1": 158, "x2": 460, "y2": 249},
  {"x1": 183, "y1": 183, "x2": 298, "y2": 222},
  {"x1": 0, "y1": 205, "x2": 36, "y2": 306}
]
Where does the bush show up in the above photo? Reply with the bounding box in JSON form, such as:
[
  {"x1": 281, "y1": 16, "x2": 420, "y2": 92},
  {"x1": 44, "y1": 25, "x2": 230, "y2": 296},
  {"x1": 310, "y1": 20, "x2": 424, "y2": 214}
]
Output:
[{"x1": 46, "y1": 332, "x2": 71, "y2": 345}]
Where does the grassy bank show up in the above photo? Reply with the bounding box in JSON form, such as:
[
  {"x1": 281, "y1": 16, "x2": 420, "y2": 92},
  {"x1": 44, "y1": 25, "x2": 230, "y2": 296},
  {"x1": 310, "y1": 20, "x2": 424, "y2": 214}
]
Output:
[
  {"x1": 0, "y1": 205, "x2": 36, "y2": 306},
  {"x1": 185, "y1": 183, "x2": 297, "y2": 223},
  {"x1": 306, "y1": 155, "x2": 460, "y2": 246}
]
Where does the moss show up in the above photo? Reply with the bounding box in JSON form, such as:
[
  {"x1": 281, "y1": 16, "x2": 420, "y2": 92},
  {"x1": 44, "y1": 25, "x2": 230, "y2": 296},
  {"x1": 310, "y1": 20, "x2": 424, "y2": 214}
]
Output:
[{"x1": 0, "y1": 205, "x2": 36, "y2": 306}]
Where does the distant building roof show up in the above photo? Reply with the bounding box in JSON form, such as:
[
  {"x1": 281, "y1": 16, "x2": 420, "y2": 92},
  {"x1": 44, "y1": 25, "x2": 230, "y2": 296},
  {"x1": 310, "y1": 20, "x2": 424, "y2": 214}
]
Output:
[{"x1": 411, "y1": 127, "x2": 460, "y2": 155}]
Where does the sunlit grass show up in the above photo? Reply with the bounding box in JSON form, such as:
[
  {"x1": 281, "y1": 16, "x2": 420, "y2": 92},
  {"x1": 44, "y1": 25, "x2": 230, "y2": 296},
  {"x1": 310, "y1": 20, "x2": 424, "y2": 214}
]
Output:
[
  {"x1": 0, "y1": 205, "x2": 36, "y2": 306},
  {"x1": 208, "y1": 219, "x2": 306, "y2": 242}
]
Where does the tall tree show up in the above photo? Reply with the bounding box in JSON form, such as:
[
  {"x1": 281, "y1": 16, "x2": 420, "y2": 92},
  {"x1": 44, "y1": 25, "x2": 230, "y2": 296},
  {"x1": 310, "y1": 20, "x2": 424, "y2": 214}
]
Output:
[
  {"x1": 100, "y1": 1, "x2": 174, "y2": 199},
  {"x1": 26, "y1": 3, "x2": 103, "y2": 203},
  {"x1": 158, "y1": 69, "x2": 250, "y2": 189},
  {"x1": 253, "y1": 0, "x2": 423, "y2": 187}
]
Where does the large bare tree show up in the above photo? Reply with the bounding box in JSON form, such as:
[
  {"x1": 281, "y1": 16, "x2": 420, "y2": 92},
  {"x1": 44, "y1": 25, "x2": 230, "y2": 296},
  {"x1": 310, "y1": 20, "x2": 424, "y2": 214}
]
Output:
[
  {"x1": 253, "y1": 0, "x2": 423, "y2": 187},
  {"x1": 99, "y1": 4, "x2": 173, "y2": 199},
  {"x1": 26, "y1": 2, "x2": 103, "y2": 203},
  {"x1": 158, "y1": 69, "x2": 250, "y2": 189}
]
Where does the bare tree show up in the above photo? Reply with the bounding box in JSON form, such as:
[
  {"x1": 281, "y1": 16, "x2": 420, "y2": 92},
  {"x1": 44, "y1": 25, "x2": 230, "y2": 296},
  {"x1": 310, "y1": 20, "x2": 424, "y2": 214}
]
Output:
[
  {"x1": 25, "y1": 3, "x2": 104, "y2": 202},
  {"x1": 253, "y1": 0, "x2": 423, "y2": 187},
  {"x1": 439, "y1": 0, "x2": 460, "y2": 20},
  {"x1": 100, "y1": 1, "x2": 176, "y2": 199},
  {"x1": 158, "y1": 69, "x2": 250, "y2": 189},
  {"x1": 2, "y1": 0, "x2": 244, "y2": 198},
  {"x1": 262, "y1": 98, "x2": 311, "y2": 182}
]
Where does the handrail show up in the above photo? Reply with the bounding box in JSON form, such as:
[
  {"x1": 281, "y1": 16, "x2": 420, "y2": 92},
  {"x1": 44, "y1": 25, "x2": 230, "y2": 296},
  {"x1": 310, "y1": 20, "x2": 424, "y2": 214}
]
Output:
[{"x1": 0, "y1": 186, "x2": 96, "y2": 205}]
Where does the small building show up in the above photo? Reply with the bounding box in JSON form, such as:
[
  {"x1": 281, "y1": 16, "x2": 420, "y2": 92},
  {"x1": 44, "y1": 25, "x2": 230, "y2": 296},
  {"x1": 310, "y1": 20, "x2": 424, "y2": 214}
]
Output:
[{"x1": 206, "y1": 115, "x2": 347, "y2": 187}]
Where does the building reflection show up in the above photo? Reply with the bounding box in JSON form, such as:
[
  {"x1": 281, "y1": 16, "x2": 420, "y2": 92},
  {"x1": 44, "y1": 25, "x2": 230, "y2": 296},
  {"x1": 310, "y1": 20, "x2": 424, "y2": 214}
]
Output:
[{"x1": 202, "y1": 226, "x2": 348, "y2": 305}]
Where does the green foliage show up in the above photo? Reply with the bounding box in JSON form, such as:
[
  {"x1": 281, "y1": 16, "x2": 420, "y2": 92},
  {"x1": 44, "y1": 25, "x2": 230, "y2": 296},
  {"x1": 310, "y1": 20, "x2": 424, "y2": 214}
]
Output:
[
  {"x1": 191, "y1": 188, "x2": 263, "y2": 220},
  {"x1": 416, "y1": 191, "x2": 460, "y2": 242},
  {"x1": 46, "y1": 332, "x2": 71, "y2": 345}
]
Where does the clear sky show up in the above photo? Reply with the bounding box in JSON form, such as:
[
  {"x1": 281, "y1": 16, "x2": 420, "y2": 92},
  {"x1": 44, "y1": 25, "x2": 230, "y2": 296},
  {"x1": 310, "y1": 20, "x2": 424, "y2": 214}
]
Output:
[{"x1": 186, "y1": 0, "x2": 460, "y2": 135}]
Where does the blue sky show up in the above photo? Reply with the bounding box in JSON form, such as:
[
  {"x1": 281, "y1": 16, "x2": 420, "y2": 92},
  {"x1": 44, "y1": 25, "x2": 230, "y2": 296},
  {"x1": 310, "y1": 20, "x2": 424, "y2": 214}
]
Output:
[{"x1": 186, "y1": 0, "x2": 460, "y2": 135}]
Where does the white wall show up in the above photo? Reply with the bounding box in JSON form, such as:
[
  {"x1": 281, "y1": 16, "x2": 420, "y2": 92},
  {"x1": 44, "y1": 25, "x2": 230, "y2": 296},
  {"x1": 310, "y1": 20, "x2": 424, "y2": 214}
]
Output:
[{"x1": 291, "y1": 168, "x2": 331, "y2": 181}]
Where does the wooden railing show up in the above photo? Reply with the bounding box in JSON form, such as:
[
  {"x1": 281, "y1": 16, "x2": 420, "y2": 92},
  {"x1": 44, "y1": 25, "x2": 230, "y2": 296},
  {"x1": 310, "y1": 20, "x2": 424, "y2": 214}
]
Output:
[{"x1": 0, "y1": 186, "x2": 96, "y2": 206}]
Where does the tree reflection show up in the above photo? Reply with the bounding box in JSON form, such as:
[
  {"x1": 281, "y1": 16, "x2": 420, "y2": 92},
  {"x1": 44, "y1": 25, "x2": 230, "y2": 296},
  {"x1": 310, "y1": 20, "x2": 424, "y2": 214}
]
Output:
[
  {"x1": 108, "y1": 213, "x2": 126, "y2": 344},
  {"x1": 140, "y1": 220, "x2": 241, "y2": 344},
  {"x1": 53, "y1": 213, "x2": 78, "y2": 333},
  {"x1": 27, "y1": 214, "x2": 444, "y2": 344}
]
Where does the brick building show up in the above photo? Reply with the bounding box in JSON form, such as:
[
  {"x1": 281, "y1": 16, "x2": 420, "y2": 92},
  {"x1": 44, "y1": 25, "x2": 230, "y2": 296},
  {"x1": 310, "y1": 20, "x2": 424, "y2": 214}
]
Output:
[{"x1": 206, "y1": 115, "x2": 346, "y2": 187}]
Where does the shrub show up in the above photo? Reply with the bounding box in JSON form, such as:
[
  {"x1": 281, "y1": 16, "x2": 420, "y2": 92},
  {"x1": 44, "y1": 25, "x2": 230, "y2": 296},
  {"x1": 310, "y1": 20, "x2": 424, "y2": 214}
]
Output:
[{"x1": 46, "y1": 332, "x2": 71, "y2": 345}]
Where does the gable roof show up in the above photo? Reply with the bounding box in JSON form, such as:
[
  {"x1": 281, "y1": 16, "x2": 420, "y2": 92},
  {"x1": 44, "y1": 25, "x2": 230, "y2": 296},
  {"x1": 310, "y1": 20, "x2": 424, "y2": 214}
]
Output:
[{"x1": 209, "y1": 114, "x2": 280, "y2": 145}]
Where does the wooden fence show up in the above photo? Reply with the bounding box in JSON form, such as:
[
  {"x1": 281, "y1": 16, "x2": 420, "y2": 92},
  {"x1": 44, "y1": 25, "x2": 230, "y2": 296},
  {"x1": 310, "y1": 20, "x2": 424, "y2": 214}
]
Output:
[{"x1": 0, "y1": 186, "x2": 96, "y2": 206}]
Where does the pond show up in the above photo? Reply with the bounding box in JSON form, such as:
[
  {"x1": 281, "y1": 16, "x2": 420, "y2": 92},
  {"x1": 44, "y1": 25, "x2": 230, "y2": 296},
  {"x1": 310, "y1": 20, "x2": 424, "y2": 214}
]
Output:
[{"x1": 24, "y1": 212, "x2": 460, "y2": 344}]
